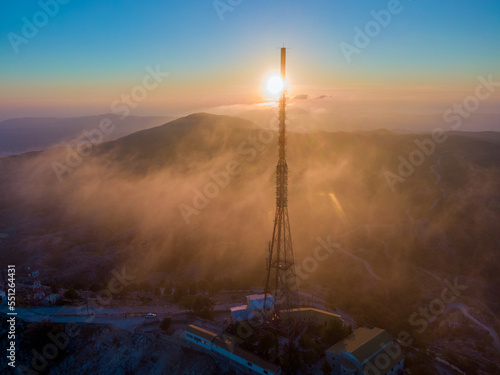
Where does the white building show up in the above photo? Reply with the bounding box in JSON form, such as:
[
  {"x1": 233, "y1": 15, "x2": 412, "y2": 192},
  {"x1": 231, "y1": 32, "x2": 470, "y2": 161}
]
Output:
[
  {"x1": 230, "y1": 293, "x2": 274, "y2": 323},
  {"x1": 185, "y1": 325, "x2": 281, "y2": 375},
  {"x1": 326, "y1": 327, "x2": 404, "y2": 375},
  {"x1": 230, "y1": 304, "x2": 251, "y2": 322}
]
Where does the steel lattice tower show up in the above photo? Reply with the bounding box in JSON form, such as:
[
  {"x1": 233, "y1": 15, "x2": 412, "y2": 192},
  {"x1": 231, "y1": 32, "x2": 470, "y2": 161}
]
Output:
[{"x1": 264, "y1": 48, "x2": 300, "y2": 334}]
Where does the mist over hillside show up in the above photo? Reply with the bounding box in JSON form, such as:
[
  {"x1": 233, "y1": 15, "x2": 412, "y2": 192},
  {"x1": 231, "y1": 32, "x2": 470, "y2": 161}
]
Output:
[
  {"x1": 220, "y1": 105, "x2": 500, "y2": 134},
  {"x1": 0, "y1": 114, "x2": 173, "y2": 156},
  {"x1": 1, "y1": 113, "x2": 500, "y2": 371}
]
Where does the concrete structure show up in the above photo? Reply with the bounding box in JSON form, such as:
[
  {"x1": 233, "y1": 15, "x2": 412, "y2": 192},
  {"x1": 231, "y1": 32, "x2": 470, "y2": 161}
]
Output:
[
  {"x1": 280, "y1": 307, "x2": 341, "y2": 327},
  {"x1": 326, "y1": 327, "x2": 404, "y2": 375},
  {"x1": 185, "y1": 325, "x2": 214, "y2": 347},
  {"x1": 230, "y1": 305, "x2": 251, "y2": 322},
  {"x1": 185, "y1": 325, "x2": 281, "y2": 375},
  {"x1": 230, "y1": 293, "x2": 274, "y2": 323},
  {"x1": 247, "y1": 294, "x2": 274, "y2": 314}
]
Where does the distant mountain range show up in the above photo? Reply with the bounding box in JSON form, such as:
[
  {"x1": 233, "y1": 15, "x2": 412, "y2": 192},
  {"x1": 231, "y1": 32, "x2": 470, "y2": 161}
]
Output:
[{"x1": 0, "y1": 114, "x2": 173, "y2": 156}]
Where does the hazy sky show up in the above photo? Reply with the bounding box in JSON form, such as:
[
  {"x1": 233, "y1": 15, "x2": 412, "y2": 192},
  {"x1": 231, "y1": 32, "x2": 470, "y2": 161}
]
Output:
[{"x1": 1, "y1": 0, "x2": 499, "y2": 125}]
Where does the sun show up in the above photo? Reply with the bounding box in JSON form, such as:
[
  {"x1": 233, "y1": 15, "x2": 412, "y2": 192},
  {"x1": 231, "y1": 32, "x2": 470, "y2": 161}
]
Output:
[{"x1": 266, "y1": 74, "x2": 284, "y2": 96}]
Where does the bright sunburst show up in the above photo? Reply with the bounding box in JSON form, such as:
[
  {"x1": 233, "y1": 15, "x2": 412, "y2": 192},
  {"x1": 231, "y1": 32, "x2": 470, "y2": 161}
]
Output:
[{"x1": 266, "y1": 74, "x2": 284, "y2": 96}]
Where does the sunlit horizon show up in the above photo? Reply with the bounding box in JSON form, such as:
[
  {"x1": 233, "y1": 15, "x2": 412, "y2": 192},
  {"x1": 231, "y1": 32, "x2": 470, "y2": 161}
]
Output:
[{"x1": 1, "y1": 1, "x2": 500, "y2": 130}]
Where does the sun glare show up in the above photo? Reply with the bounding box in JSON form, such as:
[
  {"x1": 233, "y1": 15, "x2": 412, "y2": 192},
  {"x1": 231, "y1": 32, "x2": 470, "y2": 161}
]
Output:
[{"x1": 266, "y1": 75, "x2": 284, "y2": 96}]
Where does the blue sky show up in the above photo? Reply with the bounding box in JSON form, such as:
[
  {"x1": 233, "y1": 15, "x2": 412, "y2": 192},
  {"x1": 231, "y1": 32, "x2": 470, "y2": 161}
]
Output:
[{"x1": 1, "y1": 0, "x2": 499, "y2": 121}]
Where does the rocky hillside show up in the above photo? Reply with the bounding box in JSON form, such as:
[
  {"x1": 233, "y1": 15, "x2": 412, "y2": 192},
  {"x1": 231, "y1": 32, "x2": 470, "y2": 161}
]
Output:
[{"x1": 0, "y1": 313, "x2": 237, "y2": 375}]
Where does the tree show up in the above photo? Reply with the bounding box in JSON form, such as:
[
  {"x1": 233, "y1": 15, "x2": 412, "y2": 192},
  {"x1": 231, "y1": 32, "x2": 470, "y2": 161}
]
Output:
[
  {"x1": 63, "y1": 287, "x2": 80, "y2": 302},
  {"x1": 72, "y1": 281, "x2": 85, "y2": 290},
  {"x1": 280, "y1": 342, "x2": 302, "y2": 375},
  {"x1": 90, "y1": 283, "x2": 103, "y2": 292},
  {"x1": 257, "y1": 332, "x2": 277, "y2": 358},
  {"x1": 192, "y1": 295, "x2": 214, "y2": 320},
  {"x1": 160, "y1": 317, "x2": 172, "y2": 331},
  {"x1": 138, "y1": 281, "x2": 152, "y2": 292},
  {"x1": 173, "y1": 283, "x2": 188, "y2": 302},
  {"x1": 303, "y1": 349, "x2": 320, "y2": 366},
  {"x1": 321, "y1": 318, "x2": 352, "y2": 345},
  {"x1": 179, "y1": 295, "x2": 195, "y2": 310},
  {"x1": 187, "y1": 281, "x2": 198, "y2": 295},
  {"x1": 321, "y1": 359, "x2": 332, "y2": 375},
  {"x1": 207, "y1": 281, "x2": 220, "y2": 296}
]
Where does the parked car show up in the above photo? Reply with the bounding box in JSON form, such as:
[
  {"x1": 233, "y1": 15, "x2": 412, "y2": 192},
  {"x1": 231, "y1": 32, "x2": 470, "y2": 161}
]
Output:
[{"x1": 145, "y1": 313, "x2": 157, "y2": 319}]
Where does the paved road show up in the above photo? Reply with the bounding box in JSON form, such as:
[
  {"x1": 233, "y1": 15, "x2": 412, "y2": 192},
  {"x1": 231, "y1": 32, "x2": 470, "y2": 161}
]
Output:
[{"x1": 0, "y1": 303, "x2": 188, "y2": 332}]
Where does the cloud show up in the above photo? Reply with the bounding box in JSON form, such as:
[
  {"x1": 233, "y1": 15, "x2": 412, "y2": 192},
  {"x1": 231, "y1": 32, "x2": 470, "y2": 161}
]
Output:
[{"x1": 293, "y1": 94, "x2": 309, "y2": 100}]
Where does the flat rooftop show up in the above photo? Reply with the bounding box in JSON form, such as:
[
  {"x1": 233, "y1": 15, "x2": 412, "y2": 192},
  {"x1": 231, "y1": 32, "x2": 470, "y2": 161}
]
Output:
[
  {"x1": 247, "y1": 293, "x2": 272, "y2": 300},
  {"x1": 327, "y1": 327, "x2": 393, "y2": 363},
  {"x1": 186, "y1": 324, "x2": 217, "y2": 342},
  {"x1": 229, "y1": 305, "x2": 248, "y2": 312},
  {"x1": 282, "y1": 307, "x2": 341, "y2": 317}
]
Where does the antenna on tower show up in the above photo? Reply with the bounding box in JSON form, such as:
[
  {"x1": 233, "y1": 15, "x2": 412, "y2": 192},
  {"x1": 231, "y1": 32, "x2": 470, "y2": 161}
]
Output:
[{"x1": 281, "y1": 47, "x2": 286, "y2": 80}]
